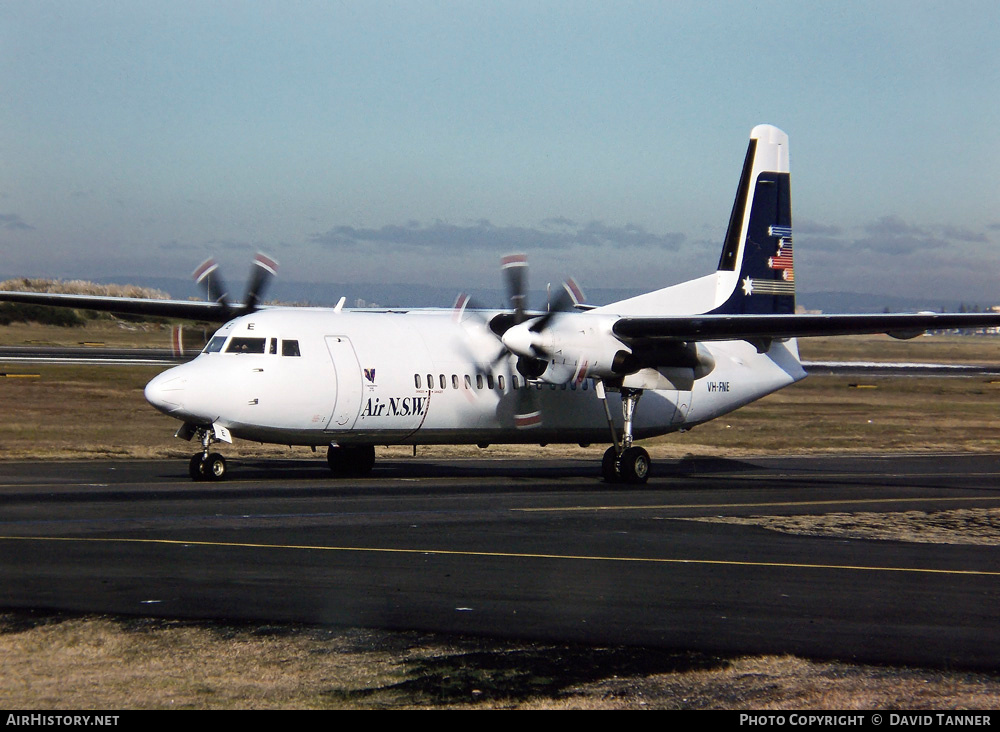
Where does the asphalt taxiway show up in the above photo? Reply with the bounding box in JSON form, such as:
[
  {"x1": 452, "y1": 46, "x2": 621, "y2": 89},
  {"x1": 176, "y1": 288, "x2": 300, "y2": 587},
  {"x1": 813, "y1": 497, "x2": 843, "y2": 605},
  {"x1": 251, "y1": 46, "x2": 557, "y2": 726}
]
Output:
[{"x1": 1, "y1": 453, "x2": 999, "y2": 669}]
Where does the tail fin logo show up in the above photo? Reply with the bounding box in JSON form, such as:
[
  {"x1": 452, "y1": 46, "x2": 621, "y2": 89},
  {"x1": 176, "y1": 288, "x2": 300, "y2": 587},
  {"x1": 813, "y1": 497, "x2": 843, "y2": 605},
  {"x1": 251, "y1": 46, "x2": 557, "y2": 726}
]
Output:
[{"x1": 741, "y1": 225, "x2": 795, "y2": 297}]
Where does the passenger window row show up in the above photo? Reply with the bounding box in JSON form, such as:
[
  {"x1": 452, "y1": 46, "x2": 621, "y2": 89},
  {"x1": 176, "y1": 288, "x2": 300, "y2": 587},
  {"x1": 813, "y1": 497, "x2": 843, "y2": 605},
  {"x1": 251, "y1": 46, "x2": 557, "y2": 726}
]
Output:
[{"x1": 413, "y1": 373, "x2": 589, "y2": 392}]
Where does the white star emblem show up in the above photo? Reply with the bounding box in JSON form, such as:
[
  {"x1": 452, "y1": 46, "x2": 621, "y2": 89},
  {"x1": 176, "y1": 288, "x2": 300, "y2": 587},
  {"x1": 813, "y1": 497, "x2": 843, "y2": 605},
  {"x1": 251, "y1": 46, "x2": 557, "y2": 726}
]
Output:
[{"x1": 742, "y1": 277, "x2": 754, "y2": 296}]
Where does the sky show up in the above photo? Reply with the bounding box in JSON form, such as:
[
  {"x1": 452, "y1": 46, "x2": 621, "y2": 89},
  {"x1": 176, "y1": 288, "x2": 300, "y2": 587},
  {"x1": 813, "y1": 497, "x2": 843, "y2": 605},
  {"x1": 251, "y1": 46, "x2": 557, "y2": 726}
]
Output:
[{"x1": 1, "y1": 1, "x2": 998, "y2": 305}]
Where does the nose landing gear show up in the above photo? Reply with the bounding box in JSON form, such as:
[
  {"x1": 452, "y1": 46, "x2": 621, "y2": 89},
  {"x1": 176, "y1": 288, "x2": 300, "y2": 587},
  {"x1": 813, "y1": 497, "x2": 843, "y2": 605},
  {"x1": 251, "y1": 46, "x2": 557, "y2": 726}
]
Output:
[
  {"x1": 187, "y1": 425, "x2": 228, "y2": 482},
  {"x1": 190, "y1": 451, "x2": 227, "y2": 481}
]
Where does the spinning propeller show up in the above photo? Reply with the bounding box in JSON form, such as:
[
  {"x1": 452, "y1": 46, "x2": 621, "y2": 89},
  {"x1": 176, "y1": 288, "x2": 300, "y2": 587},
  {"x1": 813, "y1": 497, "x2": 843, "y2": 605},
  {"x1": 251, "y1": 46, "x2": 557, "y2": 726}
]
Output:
[
  {"x1": 193, "y1": 252, "x2": 279, "y2": 319},
  {"x1": 170, "y1": 253, "x2": 279, "y2": 358},
  {"x1": 454, "y1": 253, "x2": 585, "y2": 429},
  {"x1": 493, "y1": 253, "x2": 584, "y2": 373}
]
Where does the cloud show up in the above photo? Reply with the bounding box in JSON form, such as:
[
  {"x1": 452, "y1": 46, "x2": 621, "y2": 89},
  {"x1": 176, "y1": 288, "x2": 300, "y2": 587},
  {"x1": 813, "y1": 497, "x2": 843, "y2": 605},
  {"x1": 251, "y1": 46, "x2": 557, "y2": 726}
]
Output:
[
  {"x1": 794, "y1": 219, "x2": 842, "y2": 236},
  {"x1": 539, "y1": 216, "x2": 578, "y2": 228},
  {"x1": 0, "y1": 213, "x2": 33, "y2": 231},
  {"x1": 862, "y1": 215, "x2": 927, "y2": 238},
  {"x1": 309, "y1": 219, "x2": 686, "y2": 252},
  {"x1": 799, "y1": 215, "x2": 992, "y2": 256},
  {"x1": 937, "y1": 224, "x2": 989, "y2": 243},
  {"x1": 796, "y1": 212, "x2": 1000, "y2": 302}
]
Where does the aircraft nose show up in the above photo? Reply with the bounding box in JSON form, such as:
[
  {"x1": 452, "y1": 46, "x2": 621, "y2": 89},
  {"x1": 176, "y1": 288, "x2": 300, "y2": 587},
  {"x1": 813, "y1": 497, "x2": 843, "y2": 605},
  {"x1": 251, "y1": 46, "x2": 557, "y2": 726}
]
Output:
[{"x1": 144, "y1": 370, "x2": 186, "y2": 414}]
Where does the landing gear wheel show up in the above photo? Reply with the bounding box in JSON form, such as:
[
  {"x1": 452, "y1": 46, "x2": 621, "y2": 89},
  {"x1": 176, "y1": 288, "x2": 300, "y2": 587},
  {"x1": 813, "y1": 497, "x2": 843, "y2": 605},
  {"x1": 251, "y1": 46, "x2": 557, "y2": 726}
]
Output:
[
  {"x1": 189, "y1": 454, "x2": 206, "y2": 481},
  {"x1": 327, "y1": 444, "x2": 376, "y2": 477},
  {"x1": 203, "y1": 452, "x2": 227, "y2": 481},
  {"x1": 619, "y1": 446, "x2": 650, "y2": 485},
  {"x1": 601, "y1": 446, "x2": 621, "y2": 484},
  {"x1": 189, "y1": 452, "x2": 227, "y2": 481}
]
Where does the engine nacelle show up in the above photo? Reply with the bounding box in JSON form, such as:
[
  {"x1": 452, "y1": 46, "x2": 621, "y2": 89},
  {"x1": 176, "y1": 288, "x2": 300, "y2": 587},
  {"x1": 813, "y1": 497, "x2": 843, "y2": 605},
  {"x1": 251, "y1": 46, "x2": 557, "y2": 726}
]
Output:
[
  {"x1": 502, "y1": 314, "x2": 631, "y2": 385},
  {"x1": 502, "y1": 313, "x2": 717, "y2": 386}
]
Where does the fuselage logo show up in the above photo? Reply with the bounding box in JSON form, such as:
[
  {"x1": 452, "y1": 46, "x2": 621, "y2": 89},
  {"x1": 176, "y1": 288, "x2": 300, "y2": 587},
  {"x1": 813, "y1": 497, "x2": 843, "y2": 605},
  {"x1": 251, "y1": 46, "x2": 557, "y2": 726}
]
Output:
[
  {"x1": 361, "y1": 396, "x2": 427, "y2": 418},
  {"x1": 364, "y1": 368, "x2": 376, "y2": 383}
]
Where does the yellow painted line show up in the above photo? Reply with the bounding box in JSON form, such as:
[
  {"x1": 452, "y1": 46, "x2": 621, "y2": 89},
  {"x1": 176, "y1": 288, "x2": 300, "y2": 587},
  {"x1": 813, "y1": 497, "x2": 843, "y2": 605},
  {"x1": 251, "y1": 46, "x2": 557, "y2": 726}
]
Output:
[
  {"x1": 0, "y1": 535, "x2": 997, "y2": 577},
  {"x1": 649, "y1": 471, "x2": 1000, "y2": 482},
  {"x1": 514, "y1": 495, "x2": 1000, "y2": 513},
  {"x1": 0, "y1": 373, "x2": 41, "y2": 378},
  {"x1": 706, "y1": 471, "x2": 1000, "y2": 478}
]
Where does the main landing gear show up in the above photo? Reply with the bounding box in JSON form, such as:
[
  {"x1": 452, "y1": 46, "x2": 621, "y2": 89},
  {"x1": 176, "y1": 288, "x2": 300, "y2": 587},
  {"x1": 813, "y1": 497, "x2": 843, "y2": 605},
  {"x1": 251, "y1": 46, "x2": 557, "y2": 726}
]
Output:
[
  {"x1": 602, "y1": 444, "x2": 650, "y2": 484},
  {"x1": 598, "y1": 385, "x2": 651, "y2": 485},
  {"x1": 327, "y1": 444, "x2": 376, "y2": 477},
  {"x1": 188, "y1": 427, "x2": 227, "y2": 482}
]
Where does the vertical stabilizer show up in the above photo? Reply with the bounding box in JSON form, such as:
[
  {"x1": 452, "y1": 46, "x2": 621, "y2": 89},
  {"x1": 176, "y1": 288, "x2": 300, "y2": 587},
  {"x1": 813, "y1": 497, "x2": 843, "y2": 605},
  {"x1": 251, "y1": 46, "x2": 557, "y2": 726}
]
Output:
[{"x1": 711, "y1": 124, "x2": 794, "y2": 315}]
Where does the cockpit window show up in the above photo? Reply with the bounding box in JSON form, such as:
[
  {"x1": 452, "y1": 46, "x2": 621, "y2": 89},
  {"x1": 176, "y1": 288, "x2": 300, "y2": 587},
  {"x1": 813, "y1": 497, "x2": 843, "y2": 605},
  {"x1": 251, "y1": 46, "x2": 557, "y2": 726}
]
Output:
[
  {"x1": 281, "y1": 340, "x2": 301, "y2": 357},
  {"x1": 226, "y1": 337, "x2": 267, "y2": 354},
  {"x1": 203, "y1": 336, "x2": 227, "y2": 353}
]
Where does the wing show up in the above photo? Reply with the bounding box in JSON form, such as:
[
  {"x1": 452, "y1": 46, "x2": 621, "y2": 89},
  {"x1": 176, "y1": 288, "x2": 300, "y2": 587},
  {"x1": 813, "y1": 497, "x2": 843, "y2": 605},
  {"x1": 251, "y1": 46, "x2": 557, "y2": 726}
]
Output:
[
  {"x1": 613, "y1": 312, "x2": 1000, "y2": 349},
  {"x1": 0, "y1": 290, "x2": 238, "y2": 322},
  {"x1": 0, "y1": 252, "x2": 279, "y2": 323}
]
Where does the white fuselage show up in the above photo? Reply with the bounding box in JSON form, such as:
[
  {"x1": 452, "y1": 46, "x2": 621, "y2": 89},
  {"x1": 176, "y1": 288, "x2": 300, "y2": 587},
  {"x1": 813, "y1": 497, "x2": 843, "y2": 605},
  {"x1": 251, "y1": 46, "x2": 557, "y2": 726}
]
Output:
[{"x1": 144, "y1": 307, "x2": 806, "y2": 448}]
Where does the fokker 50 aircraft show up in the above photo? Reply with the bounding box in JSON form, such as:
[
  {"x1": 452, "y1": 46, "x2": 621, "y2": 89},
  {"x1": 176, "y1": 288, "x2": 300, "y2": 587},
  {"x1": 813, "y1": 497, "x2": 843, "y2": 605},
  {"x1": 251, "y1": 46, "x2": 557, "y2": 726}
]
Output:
[{"x1": 4, "y1": 125, "x2": 1000, "y2": 484}]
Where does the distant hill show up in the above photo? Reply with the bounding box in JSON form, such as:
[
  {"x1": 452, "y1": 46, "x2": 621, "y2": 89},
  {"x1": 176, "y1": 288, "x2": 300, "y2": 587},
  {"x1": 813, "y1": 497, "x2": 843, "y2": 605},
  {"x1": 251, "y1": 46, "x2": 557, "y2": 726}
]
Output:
[
  {"x1": 3, "y1": 273, "x2": 989, "y2": 314},
  {"x1": 87, "y1": 276, "x2": 648, "y2": 310}
]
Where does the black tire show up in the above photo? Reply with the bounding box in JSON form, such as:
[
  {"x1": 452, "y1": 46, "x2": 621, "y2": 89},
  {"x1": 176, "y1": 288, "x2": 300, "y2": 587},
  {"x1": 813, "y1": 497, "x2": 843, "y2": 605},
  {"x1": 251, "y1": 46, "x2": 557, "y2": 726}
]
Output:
[
  {"x1": 601, "y1": 446, "x2": 620, "y2": 483},
  {"x1": 189, "y1": 454, "x2": 206, "y2": 481},
  {"x1": 203, "y1": 452, "x2": 227, "y2": 481},
  {"x1": 350, "y1": 445, "x2": 376, "y2": 475},
  {"x1": 619, "y1": 446, "x2": 650, "y2": 485},
  {"x1": 327, "y1": 445, "x2": 376, "y2": 477}
]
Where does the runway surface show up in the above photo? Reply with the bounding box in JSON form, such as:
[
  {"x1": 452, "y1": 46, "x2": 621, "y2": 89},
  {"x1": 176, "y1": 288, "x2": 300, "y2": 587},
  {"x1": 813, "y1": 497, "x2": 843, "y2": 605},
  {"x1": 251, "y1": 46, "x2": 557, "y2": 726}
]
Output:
[
  {"x1": 0, "y1": 345, "x2": 181, "y2": 365},
  {"x1": 1, "y1": 453, "x2": 999, "y2": 669}
]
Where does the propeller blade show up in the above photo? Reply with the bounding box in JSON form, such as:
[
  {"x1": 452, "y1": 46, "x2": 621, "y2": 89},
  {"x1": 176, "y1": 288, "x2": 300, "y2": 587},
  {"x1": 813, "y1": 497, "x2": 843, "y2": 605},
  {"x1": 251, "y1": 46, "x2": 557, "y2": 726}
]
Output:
[
  {"x1": 514, "y1": 383, "x2": 542, "y2": 429},
  {"x1": 452, "y1": 292, "x2": 512, "y2": 374},
  {"x1": 501, "y1": 253, "x2": 528, "y2": 323},
  {"x1": 560, "y1": 277, "x2": 586, "y2": 310},
  {"x1": 241, "y1": 252, "x2": 279, "y2": 314},
  {"x1": 529, "y1": 278, "x2": 585, "y2": 333},
  {"x1": 452, "y1": 292, "x2": 475, "y2": 323},
  {"x1": 193, "y1": 258, "x2": 230, "y2": 311},
  {"x1": 171, "y1": 325, "x2": 184, "y2": 359},
  {"x1": 528, "y1": 310, "x2": 556, "y2": 334}
]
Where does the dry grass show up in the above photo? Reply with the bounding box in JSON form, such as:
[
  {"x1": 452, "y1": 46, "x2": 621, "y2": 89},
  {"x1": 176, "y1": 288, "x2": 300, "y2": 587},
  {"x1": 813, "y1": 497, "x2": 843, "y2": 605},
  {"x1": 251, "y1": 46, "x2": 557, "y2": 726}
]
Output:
[
  {"x1": 0, "y1": 278, "x2": 170, "y2": 299},
  {"x1": 3, "y1": 365, "x2": 999, "y2": 461},
  {"x1": 798, "y1": 333, "x2": 1000, "y2": 365},
  {"x1": 684, "y1": 508, "x2": 1000, "y2": 546},
  {"x1": 655, "y1": 375, "x2": 1000, "y2": 456},
  {"x1": 3, "y1": 613, "x2": 1000, "y2": 710},
  {"x1": 0, "y1": 319, "x2": 211, "y2": 349}
]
